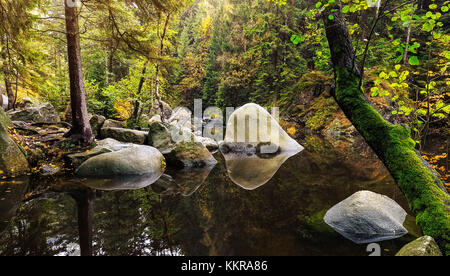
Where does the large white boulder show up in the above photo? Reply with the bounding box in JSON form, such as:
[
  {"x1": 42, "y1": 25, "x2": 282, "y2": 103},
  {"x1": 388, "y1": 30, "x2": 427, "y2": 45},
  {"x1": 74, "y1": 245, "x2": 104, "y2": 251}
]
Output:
[
  {"x1": 324, "y1": 191, "x2": 408, "y2": 244},
  {"x1": 222, "y1": 103, "x2": 303, "y2": 154},
  {"x1": 219, "y1": 103, "x2": 304, "y2": 190}
]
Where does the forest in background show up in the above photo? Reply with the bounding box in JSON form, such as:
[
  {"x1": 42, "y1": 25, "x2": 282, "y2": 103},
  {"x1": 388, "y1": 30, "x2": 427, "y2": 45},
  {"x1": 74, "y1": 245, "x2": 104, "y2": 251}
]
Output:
[
  {"x1": 0, "y1": 0, "x2": 449, "y2": 256},
  {"x1": 0, "y1": 0, "x2": 448, "y2": 135},
  {"x1": 1, "y1": 0, "x2": 448, "y2": 183}
]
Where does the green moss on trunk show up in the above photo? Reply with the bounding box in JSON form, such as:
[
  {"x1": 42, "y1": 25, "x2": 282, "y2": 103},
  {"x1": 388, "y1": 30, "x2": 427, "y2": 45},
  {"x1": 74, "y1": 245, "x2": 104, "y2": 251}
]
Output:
[{"x1": 335, "y1": 67, "x2": 450, "y2": 255}]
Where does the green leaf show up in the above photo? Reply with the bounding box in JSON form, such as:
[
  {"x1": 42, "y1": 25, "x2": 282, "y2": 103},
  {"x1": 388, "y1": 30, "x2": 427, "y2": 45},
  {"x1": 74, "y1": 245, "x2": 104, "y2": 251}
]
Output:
[
  {"x1": 429, "y1": 4, "x2": 437, "y2": 10},
  {"x1": 316, "y1": 2, "x2": 322, "y2": 8},
  {"x1": 290, "y1": 35, "x2": 300, "y2": 45},
  {"x1": 342, "y1": 5, "x2": 349, "y2": 13},
  {"x1": 408, "y1": 56, "x2": 420, "y2": 66},
  {"x1": 328, "y1": 15, "x2": 334, "y2": 20}
]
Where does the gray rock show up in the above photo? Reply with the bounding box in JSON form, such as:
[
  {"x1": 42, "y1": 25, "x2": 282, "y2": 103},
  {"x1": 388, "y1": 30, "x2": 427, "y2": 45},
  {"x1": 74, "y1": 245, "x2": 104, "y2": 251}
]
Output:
[
  {"x1": 7, "y1": 103, "x2": 60, "y2": 123},
  {"x1": 150, "y1": 100, "x2": 173, "y2": 121},
  {"x1": 148, "y1": 122, "x2": 217, "y2": 168},
  {"x1": 66, "y1": 147, "x2": 113, "y2": 169},
  {"x1": 148, "y1": 122, "x2": 194, "y2": 154},
  {"x1": 0, "y1": 109, "x2": 29, "y2": 178},
  {"x1": 395, "y1": 236, "x2": 443, "y2": 256},
  {"x1": 102, "y1": 119, "x2": 125, "y2": 129},
  {"x1": 96, "y1": 138, "x2": 132, "y2": 151},
  {"x1": 89, "y1": 115, "x2": 106, "y2": 137},
  {"x1": 148, "y1": 121, "x2": 218, "y2": 152},
  {"x1": 324, "y1": 191, "x2": 408, "y2": 244},
  {"x1": 16, "y1": 97, "x2": 35, "y2": 109},
  {"x1": 149, "y1": 114, "x2": 162, "y2": 124},
  {"x1": 0, "y1": 108, "x2": 12, "y2": 130},
  {"x1": 194, "y1": 136, "x2": 219, "y2": 152},
  {"x1": 100, "y1": 127, "x2": 147, "y2": 144},
  {"x1": 76, "y1": 145, "x2": 165, "y2": 178},
  {"x1": 40, "y1": 164, "x2": 61, "y2": 176},
  {"x1": 168, "y1": 107, "x2": 192, "y2": 127},
  {"x1": 165, "y1": 141, "x2": 217, "y2": 169},
  {"x1": 66, "y1": 138, "x2": 133, "y2": 169}
]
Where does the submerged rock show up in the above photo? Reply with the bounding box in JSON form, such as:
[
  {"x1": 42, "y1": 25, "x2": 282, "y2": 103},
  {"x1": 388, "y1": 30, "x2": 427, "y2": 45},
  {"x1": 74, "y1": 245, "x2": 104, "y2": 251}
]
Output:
[
  {"x1": 7, "y1": 103, "x2": 60, "y2": 123},
  {"x1": 0, "y1": 109, "x2": 29, "y2": 178},
  {"x1": 75, "y1": 144, "x2": 165, "y2": 178},
  {"x1": 100, "y1": 127, "x2": 147, "y2": 144},
  {"x1": 152, "y1": 165, "x2": 215, "y2": 196},
  {"x1": 395, "y1": 236, "x2": 443, "y2": 256},
  {"x1": 324, "y1": 191, "x2": 408, "y2": 244},
  {"x1": 0, "y1": 178, "x2": 29, "y2": 234},
  {"x1": 151, "y1": 174, "x2": 181, "y2": 195}
]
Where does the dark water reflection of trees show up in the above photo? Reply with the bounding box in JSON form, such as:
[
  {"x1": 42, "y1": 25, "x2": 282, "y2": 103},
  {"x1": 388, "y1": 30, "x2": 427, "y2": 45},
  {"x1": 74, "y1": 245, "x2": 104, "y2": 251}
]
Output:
[{"x1": 0, "y1": 135, "x2": 419, "y2": 256}]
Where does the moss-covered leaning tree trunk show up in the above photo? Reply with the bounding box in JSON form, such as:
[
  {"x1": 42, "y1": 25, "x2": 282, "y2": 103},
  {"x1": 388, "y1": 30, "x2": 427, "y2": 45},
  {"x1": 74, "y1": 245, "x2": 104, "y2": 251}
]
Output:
[{"x1": 322, "y1": 3, "x2": 450, "y2": 255}]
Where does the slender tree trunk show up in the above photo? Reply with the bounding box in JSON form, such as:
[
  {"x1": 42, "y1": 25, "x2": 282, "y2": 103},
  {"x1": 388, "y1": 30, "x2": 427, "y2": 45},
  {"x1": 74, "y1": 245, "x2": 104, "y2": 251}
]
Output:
[
  {"x1": 64, "y1": 1, "x2": 94, "y2": 145},
  {"x1": 4, "y1": 77, "x2": 14, "y2": 111},
  {"x1": 154, "y1": 64, "x2": 165, "y2": 122},
  {"x1": 402, "y1": 25, "x2": 412, "y2": 65},
  {"x1": 106, "y1": 48, "x2": 115, "y2": 84},
  {"x1": 0, "y1": 82, "x2": 3, "y2": 108},
  {"x1": 323, "y1": 3, "x2": 449, "y2": 255},
  {"x1": 151, "y1": 13, "x2": 171, "y2": 122},
  {"x1": 13, "y1": 74, "x2": 18, "y2": 111},
  {"x1": 132, "y1": 64, "x2": 147, "y2": 120}
]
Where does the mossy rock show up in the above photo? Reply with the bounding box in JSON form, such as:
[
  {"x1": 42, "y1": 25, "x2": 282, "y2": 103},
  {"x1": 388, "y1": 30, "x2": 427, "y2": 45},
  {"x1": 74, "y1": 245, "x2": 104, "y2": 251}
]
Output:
[
  {"x1": 304, "y1": 96, "x2": 339, "y2": 131},
  {"x1": 395, "y1": 236, "x2": 443, "y2": 256},
  {"x1": 165, "y1": 141, "x2": 217, "y2": 169},
  {"x1": 0, "y1": 108, "x2": 12, "y2": 130},
  {"x1": 0, "y1": 109, "x2": 30, "y2": 178}
]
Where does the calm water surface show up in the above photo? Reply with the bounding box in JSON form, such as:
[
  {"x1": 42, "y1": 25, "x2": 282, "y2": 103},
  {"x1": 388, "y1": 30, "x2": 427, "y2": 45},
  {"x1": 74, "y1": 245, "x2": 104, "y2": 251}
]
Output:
[{"x1": 0, "y1": 134, "x2": 421, "y2": 256}]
